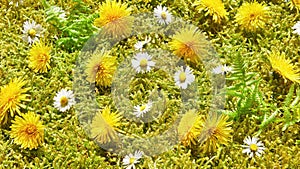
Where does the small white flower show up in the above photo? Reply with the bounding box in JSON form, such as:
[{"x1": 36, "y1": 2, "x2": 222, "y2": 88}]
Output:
[
  {"x1": 154, "y1": 5, "x2": 172, "y2": 25},
  {"x1": 131, "y1": 52, "x2": 155, "y2": 73},
  {"x1": 9, "y1": 0, "x2": 23, "y2": 7},
  {"x1": 134, "y1": 37, "x2": 151, "y2": 51},
  {"x1": 174, "y1": 66, "x2": 195, "y2": 89},
  {"x1": 292, "y1": 21, "x2": 300, "y2": 35},
  {"x1": 53, "y1": 89, "x2": 76, "y2": 112},
  {"x1": 22, "y1": 20, "x2": 44, "y2": 44},
  {"x1": 212, "y1": 64, "x2": 233, "y2": 75},
  {"x1": 122, "y1": 150, "x2": 143, "y2": 169},
  {"x1": 133, "y1": 102, "x2": 152, "y2": 117},
  {"x1": 50, "y1": 6, "x2": 67, "y2": 21},
  {"x1": 241, "y1": 136, "x2": 266, "y2": 158}
]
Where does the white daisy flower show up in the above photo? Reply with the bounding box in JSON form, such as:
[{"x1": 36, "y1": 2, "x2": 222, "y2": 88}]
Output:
[
  {"x1": 292, "y1": 21, "x2": 300, "y2": 35},
  {"x1": 212, "y1": 64, "x2": 233, "y2": 75},
  {"x1": 122, "y1": 150, "x2": 143, "y2": 169},
  {"x1": 53, "y1": 89, "x2": 76, "y2": 112},
  {"x1": 22, "y1": 20, "x2": 44, "y2": 44},
  {"x1": 134, "y1": 36, "x2": 151, "y2": 51},
  {"x1": 174, "y1": 66, "x2": 195, "y2": 89},
  {"x1": 133, "y1": 102, "x2": 152, "y2": 117},
  {"x1": 154, "y1": 5, "x2": 172, "y2": 25},
  {"x1": 49, "y1": 6, "x2": 67, "y2": 21},
  {"x1": 131, "y1": 52, "x2": 155, "y2": 73},
  {"x1": 241, "y1": 136, "x2": 266, "y2": 158}
]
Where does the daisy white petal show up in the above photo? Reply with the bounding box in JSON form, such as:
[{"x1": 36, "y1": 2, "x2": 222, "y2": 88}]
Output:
[
  {"x1": 22, "y1": 20, "x2": 44, "y2": 44},
  {"x1": 122, "y1": 150, "x2": 143, "y2": 169},
  {"x1": 133, "y1": 102, "x2": 152, "y2": 117},
  {"x1": 131, "y1": 52, "x2": 155, "y2": 73},
  {"x1": 53, "y1": 89, "x2": 76, "y2": 112},
  {"x1": 241, "y1": 136, "x2": 265, "y2": 158},
  {"x1": 174, "y1": 66, "x2": 195, "y2": 89},
  {"x1": 154, "y1": 5, "x2": 172, "y2": 25},
  {"x1": 292, "y1": 21, "x2": 300, "y2": 35}
]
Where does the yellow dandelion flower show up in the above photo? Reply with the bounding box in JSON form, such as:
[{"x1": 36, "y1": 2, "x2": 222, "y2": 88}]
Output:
[
  {"x1": 235, "y1": 2, "x2": 269, "y2": 31},
  {"x1": 90, "y1": 107, "x2": 122, "y2": 144},
  {"x1": 94, "y1": 0, "x2": 133, "y2": 39},
  {"x1": 198, "y1": 112, "x2": 232, "y2": 153},
  {"x1": 28, "y1": 42, "x2": 51, "y2": 73},
  {"x1": 169, "y1": 27, "x2": 209, "y2": 64},
  {"x1": 290, "y1": 0, "x2": 300, "y2": 10},
  {"x1": 10, "y1": 112, "x2": 45, "y2": 150},
  {"x1": 0, "y1": 78, "x2": 30, "y2": 125},
  {"x1": 194, "y1": 0, "x2": 228, "y2": 23},
  {"x1": 85, "y1": 50, "x2": 117, "y2": 87},
  {"x1": 268, "y1": 51, "x2": 300, "y2": 83},
  {"x1": 177, "y1": 110, "x2": 203, "y2": 147}
]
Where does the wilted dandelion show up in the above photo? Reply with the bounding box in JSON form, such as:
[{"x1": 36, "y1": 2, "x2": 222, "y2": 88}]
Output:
[
  {"x1": 198, "y1": 112, "x2": 232, "y2": 153},
  {"x1": 85, "y1": 50, "x2": 117, "y2": 87},
  {"x1": 22, "y1": 20, "x2": 43, "y2": 44},
  {"x1": 154, "y1": 5, "x2": 172, "y2": 25},
  {"x1": 268, "y1": 51, "x2": 300, "y2": 83},
  {"x1": 91, "y1": 107, "x2": 122, "y2": 144},
  {"x1": 292, "y1": 21, "x2": 300, "y2": 35},
  {"x1": 28, "y1": 41, "x2": 51, "y2": 73},
  {"x1": 131, "y1": 52, "x2": 155, "y2": 73},
  {"x1": 177, "y1": 110, "x2": 202, "y2": 147},
  {"x1": 194, "y1": 0, "x2": 228, "y2": 23},
  {"x1": 242, "y1": 136, "x2": 265, "y2": 158},
  {"x1": 235, "y1": 2, "x2": 269, "y2": 31},
  {"x1": 122, "y1": 150, "x2": 143, "y2": 169},
  {"x1": 10, "y1": 112, "x2": 45, "y2": 150},
  {"x1": 133, "y1": 101, "x2": 152, "y2": 118},
  {"x1": 0, "y1": 78, "x2": 29, "y2": 125},
  {"x1": 53, "y1": 89, "x2": 75, "y2": 112},
  {"x1": 169, "y1": 27, "x2": 208, "y2": 64},
  {"x1": 174, "y1": 66, "x2": 195, "y2": 89},
  {"x1": 94, "y1": 0, "x2": 133, "y2": 38}
]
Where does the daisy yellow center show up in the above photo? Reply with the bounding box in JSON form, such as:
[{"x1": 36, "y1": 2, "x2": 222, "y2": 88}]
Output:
[
  {"x1": 250, "y1": 144, "x2": 258, "y2": 152},
  {"x1": 140, "y1": 105, "x2": 146, "y2": 111},
  {"x1": 161, "y1": 12, "x2": 167, "y2": 20},
  {"x1": 28, "y1": 29, "x2": 36, "y2": 37},
  {"x1": 179, "y1": 72, "x2": 186, "y2": 82},
  {"x1": 25, "y1": 124, "x2": 37, "y2": 136},
  {"x1": 60, "y1": 96, "x2": 69, "y2": 107},
  {"x1": 139, "y1": 58, "x2": 148, "y2": 68},
  {"x1": 129, "y1": 157, "x2": 135, "y2": 164}
]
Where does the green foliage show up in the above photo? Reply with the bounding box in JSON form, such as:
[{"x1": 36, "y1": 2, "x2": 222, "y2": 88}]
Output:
[
  {"x1": 225, "y1": 48, "x2": 264, "y2": 120},
  {"x1": 259, "y1": 84, "x2": 300, "y2": 133},
  {"x1": 44, "y1": 0, "x2": 97, "y2": 52}
]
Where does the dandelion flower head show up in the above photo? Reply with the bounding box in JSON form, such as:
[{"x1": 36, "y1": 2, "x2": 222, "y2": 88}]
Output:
[
  {"x1": 91, "y1": 107, "x2": 122, "y2": 144},
  {"x1": 169, "y1": 27, "x2": 208, "y2": 64},
  {"x1": 194, "y1": 0, "x2": 228, "y2": 23},
  {"x1": 10, "y1": 112, "x2": 45, "y2": 150},
  {"x1": 94, "y1": 0, "x2": 133, "y2": 38},
  {"x1": 85, "y1": 50, "x2": 117, "y2": 87},
  {"x1": 235, "y1": 2, "x2": 269, "y2": 31},
  {"x1": 198, "y1": 112, "x2": 233, "y2": 153},
  {"x1": 177, "y1": 110, "x2": 203, "y2": 147},
  {"x1": 0, "y1": 78, "x2": 29, "y2": 125},
  {"x1": 268, "y1": 51, "x2": 300, "y2": 83},
  {"x1": 28, "y1": 41, "x2": 51, "y2": 73}
]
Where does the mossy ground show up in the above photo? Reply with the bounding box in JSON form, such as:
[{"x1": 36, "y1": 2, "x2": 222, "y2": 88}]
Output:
[{"x1": 0, "y1": 0, "x2": 300, "y2": 168}]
